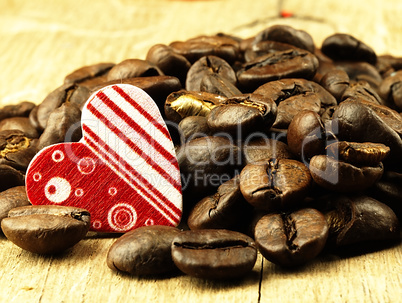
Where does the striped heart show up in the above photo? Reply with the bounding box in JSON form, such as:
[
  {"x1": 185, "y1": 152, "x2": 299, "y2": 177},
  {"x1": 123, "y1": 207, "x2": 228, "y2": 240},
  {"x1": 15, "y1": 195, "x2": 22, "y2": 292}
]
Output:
[{"x1": 26, "y1": 84, "x2": 182, "y2": 232}]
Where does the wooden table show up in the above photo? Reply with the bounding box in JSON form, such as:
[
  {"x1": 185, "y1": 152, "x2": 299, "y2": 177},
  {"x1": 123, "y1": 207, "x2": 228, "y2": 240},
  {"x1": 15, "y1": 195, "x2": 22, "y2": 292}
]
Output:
[{"x1": 0, "y1": 0, "x2": 401, "y2": 302}]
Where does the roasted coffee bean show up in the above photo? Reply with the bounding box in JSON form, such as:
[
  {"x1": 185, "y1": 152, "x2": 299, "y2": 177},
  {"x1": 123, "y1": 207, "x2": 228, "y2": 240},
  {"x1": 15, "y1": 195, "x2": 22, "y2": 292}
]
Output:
[
  {"x1": 378, "y1": 70, "x2": 402, "y2": 110},
  {"x1": 171, "y1": 229, "x2": 257, "y2": 279},
  {"x1": 64, "y1": 62, "x2": 115, "y2": 86},
  {"x1": 165, "y1": 90, "x2": 226, "y2": 123},
  {"x1": 240, "y1": 158, "x2": 312, "y2": 211},
  {"x1": 319, "y1": 69, "x2": 350, "y2": 101},
  {"x1": 187, "y1": 176, "x2": 252, "y2": 230},
  {"x1": 185, "y1": 55, "x2": 236, "y2": 92},
  {"x1": 0, "y1": 101, "x2": 36, "y2": 122},
  {"x1": 0, "y1": 117, "x2": 39, "y2": 139},
  {"x1": 287, "y1": 111, "x2": 326, "y2": 160},
  {"x1": 206, "y1": 93, "x2": 277, "y2": 136},
  {"x1": 253, "y1": 25, "x2": 315, "y2": 53},
  {"x1": 0, "y1": 164, "x2": 25, "y2": 191},
  {"x1": 376, "y1": 54, "x2": 402, "y2": 76},
  {"x1": 237, "y1": 48, "x2": 319, "y2": 92},
  {"x1": 177, "y1": 136, "x2": 242, "y2": 194},
  {"x1": 93, "y1": 76, "x2": 182, "y2": 114},
  {"x1": 244, "y1": 40, "x2": 298, "y2": 62},
  {"x1": 335, "y1": 61, "x2": 382, "y2": 89},
  {"x1": 178, "y1": 116, "x2": 211, "y2": 143},
  {"x1": 0, "y1": 130, "x2": 37, "y2": 171},
  {"x1": 370, "y1": 170, "x2": 402, "y2": 218},
  {"x1": 146, "y1": 44, "x2": 191, "y2": 86},
  {"x1": 254, "y1": 78, "x2": 337, "y2": 129},
  {"x1": 0, "y1": 186, "x2": 30, "y2": 223},
  {"x1": 1, "y1": 205, "x2": 90, "y2": 254},
  {"x1": 309, "y1": 155, "x2": 384, "y2": 192},
  {"x1": 333, "y1": 99, "x2": 402, "y2": 170},
  {"x1": 37, "y1": 102, "x2": 82, "y2": 150},
  {"x1": 243, "y1": 137, "x2": 294, "y2": 164},
  {"x1": 200, "y1": 73, "x2": 242, "y2": 97},
  {"x1": 106, "y1": 59, "x2": 163, "y2": 82},
  {"x1": 107, "y1": 225, "x2": 181, "y2": 276},
  {"x1": 321, "y1": 195, "x2": 400, "y2": 247},
  {"x1": 321, "y1": 33, "x2": 377, "y2": 64},
  {"x1": 169, "y1": 34, "x2": 240, "y2": 64},
  {"x1": 254, "y1": 208, "x2": 329, "y2": 267},
  {"x1": 340, "y1": 81, "x2": 383, "y2": 105},
  {"x1": 326, "y1": 141, "x2": 390, "y2": 166}
]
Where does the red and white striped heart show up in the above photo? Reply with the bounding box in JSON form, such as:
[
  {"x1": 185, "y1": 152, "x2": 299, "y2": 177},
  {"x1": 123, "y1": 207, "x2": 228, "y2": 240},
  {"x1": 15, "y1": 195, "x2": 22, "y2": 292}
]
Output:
[{"x1": 25, "y1": 84, "x2": 182, "y2": 233}]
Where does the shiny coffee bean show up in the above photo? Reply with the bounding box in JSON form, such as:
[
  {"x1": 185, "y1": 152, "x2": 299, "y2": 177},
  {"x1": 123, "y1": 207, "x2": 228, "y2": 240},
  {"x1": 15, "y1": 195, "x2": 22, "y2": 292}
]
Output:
[
  {"x1": 171, "y1": 229, "x2": 257, "y2": 279},
  {"x1": 240, "y1": 158, "x2": 312, "y2": 211},
  {"x1": 244, "y1": 40, "x2": 298, "y2": 62},
  {"x1": 177, "y1": 136, "x2": 242, "y2": 193},
  {"x1": 335, "y1": 61, "x2": 382, "y2": 89},
  {"x1": 1, "y1": 205, "x2": 90, "y2": 254},
  {"x1": 178, "y1": 116, "x2": 211, "y2": 143},
  {"x1": 107, "y1": 225, "x2": 181, "y2": 276},
  {"x1": 63, "y1": 62, "x2": 115, "y2": 85},
  {"x1": 0, "y1": 164, "x2": 25, "y2": 191},
  {"x1": 322, "y1": 195, "x2": 400, "y2": 247},
  {"x1": 37, "y1": 102, "x2": 82, "y2": 150},
  {"x1": 0, "y1": 117, "x2": 39, "y2": 139},
  {"x1": 321, "y1": 33, "x2": 377, "y2": 64},
  {"x1": 253, "y1": 24, "x2": 315, "y2": 53},
  {"x1": 0, "y1": 186, "x2": 30, "y2": 223},
  {"x1": 309, "y1": 155, "x2": 384, "y2": 192},
  {"x1": 287, "y1": 111, "x2": 327, "y2": 161},
  {"x1": 254, "y1": 208, "x2": 329, "y2": 267},
  {"x1": 200, "y1": 73, "x2": 241, "y2": 97},
  {"x1": 185, "y1": 55, "x2": 236, "y2": 92},
  {"x1": 340, "y1": 81, "x2": 383, "y2": 105},
  {"x1": 378, "y1": 70, "x2": 402, "y2": 110},
  {"x1": 206, "y1": 93, "x2": 277, "y2": 136},
  {"x1": 0, "y1": 101, "x2": 36, "y2": 122},
  {"x1": 237, "y1": 48, "x2": 319, "y2": 92},
  {"x1": 106, "y1": 59, "x2": 163, "y2": 82},
  {"x1": 319, "y1": 69, "x2": 350, "y2": 101},
  {"x1": 243, "y1": 137, "x2": 294, "y2": 164},
  {"x1": 0, "y1": 130, "x2": 37, "y2": 171},
  {"x1": 165, "y1": 90, "x2": 226, "y2": 123},
  {"x1": 146, "y1": 44, "x2": 191, "y2": 86},
  {"x1": 326, "y1": 141, "x2": 390, "y2": 166},
  {"x1": 187, "y1": 176, "x2": 252, "y2": 230},
  {"x1": 169, "y1": 34, "x2": 240, "y2": 64}
]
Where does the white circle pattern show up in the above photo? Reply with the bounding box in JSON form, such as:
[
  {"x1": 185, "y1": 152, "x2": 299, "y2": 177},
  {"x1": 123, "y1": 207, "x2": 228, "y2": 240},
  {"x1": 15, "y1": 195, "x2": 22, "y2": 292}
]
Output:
[
  {"x1": 52, "y1": 150, "x2": 64, "y2": 162},
  {"x1": 107, "y1": 203, "x2": 137, "y2": 232},
  {"x1": 44, "y1": 177, "x2": 72, "y2": 203},
  {"x1": 75, "y1": 188, "x2": 84, "y2": 197},
  {"x1": 77, "y1": 157, "x2": 96, "y2": 175},
  {"x1": 33, "y1": 172, "x2": 42, "y2": 182}
]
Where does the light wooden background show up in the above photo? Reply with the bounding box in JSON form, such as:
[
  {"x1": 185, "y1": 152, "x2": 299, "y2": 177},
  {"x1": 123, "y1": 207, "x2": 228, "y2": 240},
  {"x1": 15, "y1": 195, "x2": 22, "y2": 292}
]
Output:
[{"x1": 0, "y1": 0, "x2": 401, "y2": 302}]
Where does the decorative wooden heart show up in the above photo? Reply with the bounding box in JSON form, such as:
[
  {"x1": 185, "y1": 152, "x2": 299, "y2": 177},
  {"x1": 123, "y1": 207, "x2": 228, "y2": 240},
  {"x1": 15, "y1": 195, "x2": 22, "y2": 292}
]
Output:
[{"x1": 26, "y1": 84, "x2": 182, "y2": 232}]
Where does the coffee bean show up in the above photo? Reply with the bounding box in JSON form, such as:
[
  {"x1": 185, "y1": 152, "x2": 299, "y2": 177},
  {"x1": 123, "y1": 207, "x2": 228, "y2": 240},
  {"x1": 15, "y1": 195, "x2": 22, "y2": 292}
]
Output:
[
  {"x1": 64, "y1": 62, "x2": 115, "y2": 85},
  {"x1": 237, "y1": 48, "x2": 319, "y2": 92},
  {"x1": 321, "y1": 33, "x2": 377, "y2": 64},
  {"x1": 0, "y1": 130, "x2": 37, "y2": 171},
  {"x1": 171, "y1": 229, "x2": 257, "y2": 279},
  {"x1": 178, "y1": 116, "x2": 211, "y2": 143},
  {"x1": 200, "y1": 73, "x2": 242, "y2": 97},
  {"x1": 240, "y1": 158, "x2": 312, "y2": 211},
  {"x1": 340, "y1": 81, "x2": 383, "y2": 105},
  {"x1": 378, "y1": 70, "x2": 402, "y2": 110},
  {"x1": 319, "y1": 69, "x2": 350, "y2": 101},
  {"x1": 0, "y1": 186, "x2": 30, "y2": 223},
  {"x1": 1, "y1": 205, "x2": 90, "y2": 254},
  {"x1": 321, "y1": 195, "x2": 400, "y2": 247},
  {"x1": 254, "y1": 24, "x2": 315, "y2": 53},
  {"x1": 0, "y1": 101, "x2": 36, "y2": 122},
  {"x1": 106, "y1": 59, "x2": 163, "y2": 82},
  {"x1": 254, "y1": 208, "x2": 329, "y2": 267},
  {"x1": 169, "y1": 34, "x2": 240, "y2": 64},
  {"x1": 107, "y1": 225, "x2": 181, "y2": 276},
  {"x1": 244, "y1": 40, "x2": 299, "y2": 62},
  {"x1": 165, "y1": 90, "x2": 226, "y2": 123},
  {"x1": 0, "y1": 117, "x2": 39, "y2": 139},
  {"x1": 187, "y1": 176, "x2": 252, "y2": 230},
  {"x1": 185, "y1": 55, "x2": 236, "y2": 92},
  {"x1": 309, "y1": 154, "x2": 384, "y2": 192},
  {"x1": 206, "y1": 93, "x2": 277, "y2": 136},
  {"x1": 243, "y1": 137, "x2": 294, "y2": 164},
  {"x1": 0, "y1": 164, "x2": 25, "y2": 191}
]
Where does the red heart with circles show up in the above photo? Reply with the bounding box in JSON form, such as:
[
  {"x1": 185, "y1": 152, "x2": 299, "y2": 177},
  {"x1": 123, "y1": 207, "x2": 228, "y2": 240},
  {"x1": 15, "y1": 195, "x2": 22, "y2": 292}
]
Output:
[{"x1": 25, "y1": 84, "x2": 182, "y2": 232}]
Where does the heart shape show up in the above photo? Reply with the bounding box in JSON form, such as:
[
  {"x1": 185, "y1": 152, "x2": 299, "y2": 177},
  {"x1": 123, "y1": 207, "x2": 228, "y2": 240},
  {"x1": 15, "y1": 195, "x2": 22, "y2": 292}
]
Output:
[{"x1": 26, "y1": 84, "x2": 182, "y2": 232}]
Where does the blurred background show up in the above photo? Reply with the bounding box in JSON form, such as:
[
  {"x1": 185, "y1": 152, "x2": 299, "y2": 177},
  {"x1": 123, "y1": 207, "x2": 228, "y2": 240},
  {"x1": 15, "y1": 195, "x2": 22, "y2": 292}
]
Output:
[{"x1": 0, "y1": 0, "x2": 401, "y2": 105}]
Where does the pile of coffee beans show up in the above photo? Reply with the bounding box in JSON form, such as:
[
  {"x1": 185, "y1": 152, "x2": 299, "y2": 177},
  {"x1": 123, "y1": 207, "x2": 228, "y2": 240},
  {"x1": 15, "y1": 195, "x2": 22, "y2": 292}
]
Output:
[{"x1": 0, "y1": 24, "x2": 401, "y2": 280}]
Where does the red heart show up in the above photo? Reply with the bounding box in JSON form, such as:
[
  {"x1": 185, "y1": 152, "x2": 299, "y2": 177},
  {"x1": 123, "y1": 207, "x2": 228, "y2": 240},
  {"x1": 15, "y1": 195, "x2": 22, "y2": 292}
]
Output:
[{"x1": 26, "y1": 84, "x2": 182, "y2": 232}]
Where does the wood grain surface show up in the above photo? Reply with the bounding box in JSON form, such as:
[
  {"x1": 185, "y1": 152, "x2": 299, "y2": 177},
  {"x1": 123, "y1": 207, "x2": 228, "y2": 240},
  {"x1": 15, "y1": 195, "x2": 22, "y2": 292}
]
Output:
[{"x1": 0, "y1": 0, "x2": 401, "y2": 302}]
